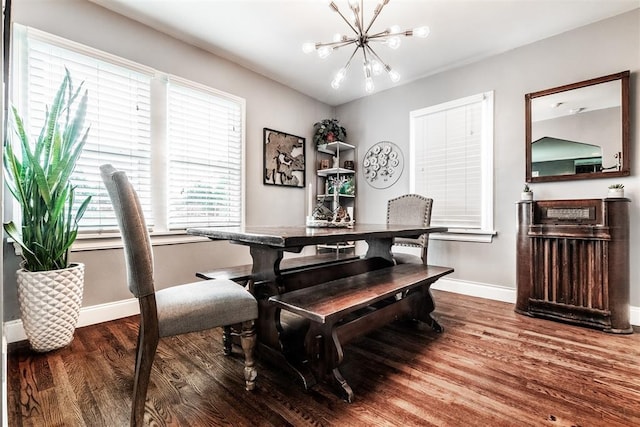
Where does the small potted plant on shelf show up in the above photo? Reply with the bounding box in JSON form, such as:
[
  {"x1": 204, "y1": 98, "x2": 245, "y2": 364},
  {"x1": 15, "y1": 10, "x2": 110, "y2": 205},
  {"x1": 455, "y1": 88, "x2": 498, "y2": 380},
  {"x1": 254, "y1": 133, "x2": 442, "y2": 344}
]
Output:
[
  {"x1": 608, "y1": 183, "x2": 624, "y2": 198},
  {"x1": 313, "y1": 118, "x2": 347, "y2": 147},
  {"x1": 3, "y1": 69, "x2": 92, "y2": 352},
  {"x1": 521, "y1": 184, "x2": 533, "y2": 201}
]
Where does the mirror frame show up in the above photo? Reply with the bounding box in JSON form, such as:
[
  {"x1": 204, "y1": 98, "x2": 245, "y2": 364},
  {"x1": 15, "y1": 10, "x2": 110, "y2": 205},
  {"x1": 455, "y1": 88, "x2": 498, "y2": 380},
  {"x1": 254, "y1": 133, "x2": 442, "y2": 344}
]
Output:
[{"x1": 525, "y1": 71, "x2": 630, "y2": 183}]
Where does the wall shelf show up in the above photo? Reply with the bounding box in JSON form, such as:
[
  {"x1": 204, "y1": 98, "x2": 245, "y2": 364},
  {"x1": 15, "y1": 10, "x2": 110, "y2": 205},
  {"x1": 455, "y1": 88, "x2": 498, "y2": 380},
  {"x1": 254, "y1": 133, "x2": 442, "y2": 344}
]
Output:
[{"x1": 314, "y1": 140, "x2": 356, "y2": 253}]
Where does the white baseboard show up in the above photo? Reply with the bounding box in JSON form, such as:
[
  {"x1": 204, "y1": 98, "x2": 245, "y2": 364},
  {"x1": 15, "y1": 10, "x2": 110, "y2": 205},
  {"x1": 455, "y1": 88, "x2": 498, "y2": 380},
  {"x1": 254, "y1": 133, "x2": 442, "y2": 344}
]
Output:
[
  {"x1": 433, "y1": 278, "x2": 640, "y2": 327},
  {"x1": 433, "y1": 278, "x2": 517, "y2": 304},
  {"x1": 4, "y1": 280, "x2": 638, "y2": 344},
  {"x1": 4, "y1": 298, "x2": 139, "y2": 344}
]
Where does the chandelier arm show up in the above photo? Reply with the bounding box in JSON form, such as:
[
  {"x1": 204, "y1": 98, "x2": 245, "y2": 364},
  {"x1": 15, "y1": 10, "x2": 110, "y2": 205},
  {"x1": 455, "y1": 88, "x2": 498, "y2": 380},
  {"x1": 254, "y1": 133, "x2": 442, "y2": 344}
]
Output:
[
  {"x1": 367, "y1": 31, "x2": 389, "y2": 39},
  {"x1": 364, "y1": 0, "x2": 391, "y2": 34},
  {"x1": 330, "y1": 2, "x2": 360, "y2": 35},
  {"x1": 361, "y1": 46, "x2": 370, "y2": 74},
  {"x1": 315, "y1": 39, "x2": 358, "y2": 49},
  {"x1": 343, "y1": 45, "x2": 359, "y2": 70},
  {"x1": 365, "y1": 44, "x2": 388, "y2": 68},
  {"x1": 349, "y1": 0, "x2": 363, "y2": 34}
]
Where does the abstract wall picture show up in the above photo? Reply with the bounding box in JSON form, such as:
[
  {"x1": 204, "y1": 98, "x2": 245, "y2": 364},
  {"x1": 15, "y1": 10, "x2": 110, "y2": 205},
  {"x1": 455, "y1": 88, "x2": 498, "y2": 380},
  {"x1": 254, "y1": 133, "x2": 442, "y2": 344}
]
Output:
[{"x1": 263, "y1": 128, "x2": 306, "y2": 188}]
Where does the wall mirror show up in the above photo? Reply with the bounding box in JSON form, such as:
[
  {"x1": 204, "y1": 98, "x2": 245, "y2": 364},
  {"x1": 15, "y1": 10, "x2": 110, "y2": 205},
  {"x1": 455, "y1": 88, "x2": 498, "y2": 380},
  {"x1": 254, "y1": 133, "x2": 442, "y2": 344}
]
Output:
[{"x1": 525, "y1": 71, "x2": 630, "y2": 182}]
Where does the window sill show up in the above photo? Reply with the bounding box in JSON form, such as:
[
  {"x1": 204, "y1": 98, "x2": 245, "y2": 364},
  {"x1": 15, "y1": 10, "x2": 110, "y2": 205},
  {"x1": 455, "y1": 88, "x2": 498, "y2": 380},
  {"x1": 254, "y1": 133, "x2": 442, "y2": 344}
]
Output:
[
  {"x1": 430, "y1": 230, "x2": 497, "y2": 243},
  {"x1": 72, "y1": 231, "x2": 210, "y2": 252}
]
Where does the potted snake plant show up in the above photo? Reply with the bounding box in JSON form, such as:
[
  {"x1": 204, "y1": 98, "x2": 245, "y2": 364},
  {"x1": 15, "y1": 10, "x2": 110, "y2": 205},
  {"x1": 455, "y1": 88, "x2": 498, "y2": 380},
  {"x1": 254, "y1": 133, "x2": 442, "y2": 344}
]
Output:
[{"x1": 3, "y1": 69, "x2": 92, "y2": 352}]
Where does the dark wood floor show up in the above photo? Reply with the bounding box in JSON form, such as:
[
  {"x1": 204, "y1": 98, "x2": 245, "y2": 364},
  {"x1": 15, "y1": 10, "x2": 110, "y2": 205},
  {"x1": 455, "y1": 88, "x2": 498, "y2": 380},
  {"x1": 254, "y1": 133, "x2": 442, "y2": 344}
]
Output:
[{"x1": 8, "y1": 290, "x2": 640, "y2": 426}]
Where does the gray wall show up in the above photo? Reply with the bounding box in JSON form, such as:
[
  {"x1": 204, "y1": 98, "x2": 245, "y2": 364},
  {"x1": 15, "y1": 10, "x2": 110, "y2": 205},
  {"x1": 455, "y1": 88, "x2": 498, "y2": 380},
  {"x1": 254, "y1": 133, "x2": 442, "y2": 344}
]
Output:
[
  {"x1": 3, "y1": 0, "x2": 332, "y2": 320},
  {"x1": 337, "y1": 10, "x2": 639, "y2": 304}
]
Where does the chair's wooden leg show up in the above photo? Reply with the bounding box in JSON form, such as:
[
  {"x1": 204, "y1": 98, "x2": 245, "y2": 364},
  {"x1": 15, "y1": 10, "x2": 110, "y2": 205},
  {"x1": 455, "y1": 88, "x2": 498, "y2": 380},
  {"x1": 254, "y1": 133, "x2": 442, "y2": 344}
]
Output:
[
  {"x1": 131, "y1": 299, "x2": 160, "y2": 427},
  {"x1": 223, "y1": 325, "x2": 233, "y2": 356},
  {"x1": 131, "y1": 323, "x2": 158, "y2": 427},
  {"x1": 240, "y1": 320, "x2": 257, "y2": 391}
]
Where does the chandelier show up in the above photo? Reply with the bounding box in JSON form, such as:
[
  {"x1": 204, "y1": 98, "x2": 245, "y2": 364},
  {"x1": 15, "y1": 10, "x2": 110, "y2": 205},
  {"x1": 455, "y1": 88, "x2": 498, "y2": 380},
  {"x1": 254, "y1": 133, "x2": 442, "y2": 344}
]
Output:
[{"x1": 302, "y1": 0, "x2": 430, "y2": 94}]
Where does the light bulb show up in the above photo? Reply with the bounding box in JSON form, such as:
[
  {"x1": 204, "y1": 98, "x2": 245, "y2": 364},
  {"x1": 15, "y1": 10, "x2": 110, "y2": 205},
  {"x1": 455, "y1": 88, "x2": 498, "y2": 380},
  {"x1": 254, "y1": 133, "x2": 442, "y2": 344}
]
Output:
[
  {"x1": 349, "y1": 10, "x2": 357, "y2": 26},
  {"x1": 318, "y1": 46, "x2": 332, "y2": 59},
  {"x1": 388, "y1": 25, "x2": 401, "y2": 35},
  {"x1": 332, "y1": 68, "x2": 347, "y2": 89},
  {"x1": 365, "y1": 77, "x2": 375, "y2": 93},
  {"x1": 388, "y1": 69, "x2": 400, "y2": 82},
  {"x1": 386, "y1": 36, "x2": 401, "y2": 49},
  {"x1": 413, "y1": 26, "x2": 430, "y2": 38},
  {"x1": 302, "y1": 42, "x2": 316, "y2": 54},
  {"x1": 371, "y1": 60, "x2": 383, "y2": 76},
  {"x1": 362, "y1": 61, "x2": 372, "y2": 78}
]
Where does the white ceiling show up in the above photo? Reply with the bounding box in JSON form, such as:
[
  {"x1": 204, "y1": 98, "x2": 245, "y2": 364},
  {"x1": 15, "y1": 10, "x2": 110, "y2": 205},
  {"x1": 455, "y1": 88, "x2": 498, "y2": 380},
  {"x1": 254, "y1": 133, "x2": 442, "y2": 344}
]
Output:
[{"x1": 89, "y1": 0, "x2": 639, "y2": 106}]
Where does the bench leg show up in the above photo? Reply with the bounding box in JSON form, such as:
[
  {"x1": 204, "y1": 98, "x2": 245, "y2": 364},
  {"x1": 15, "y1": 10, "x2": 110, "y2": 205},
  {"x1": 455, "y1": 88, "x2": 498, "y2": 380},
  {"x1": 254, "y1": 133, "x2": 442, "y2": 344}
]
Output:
[
  {"x1": 332, "y1": 368, "x2": 354, "y2": 403},
  {"x1": 413, "y1": 285, "x2": 444, "y2": 333},
  {"x1": 273, "y1": 308, "x2": 316, "y2": 390},
  {"x1": 305, "y1": 322, "x2": 356, "y2": 402},
  {"x1": 424, "y1": 315, "x2": 443, "y2": 333}
]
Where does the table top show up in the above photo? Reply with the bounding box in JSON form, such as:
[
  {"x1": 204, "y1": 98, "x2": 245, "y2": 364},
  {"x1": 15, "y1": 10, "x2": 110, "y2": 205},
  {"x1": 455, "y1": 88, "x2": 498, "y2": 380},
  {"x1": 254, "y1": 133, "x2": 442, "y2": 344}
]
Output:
[{"x1": 187, "y1": 223, "x2": 447, "y2": 248}]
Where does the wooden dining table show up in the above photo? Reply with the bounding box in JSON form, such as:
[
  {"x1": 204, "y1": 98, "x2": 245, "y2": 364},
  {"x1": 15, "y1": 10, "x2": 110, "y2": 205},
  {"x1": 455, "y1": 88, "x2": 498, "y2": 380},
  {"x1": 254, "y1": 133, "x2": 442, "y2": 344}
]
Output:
[{"x1": 187, "y1": 223, "x2": 448, "y2": 394}]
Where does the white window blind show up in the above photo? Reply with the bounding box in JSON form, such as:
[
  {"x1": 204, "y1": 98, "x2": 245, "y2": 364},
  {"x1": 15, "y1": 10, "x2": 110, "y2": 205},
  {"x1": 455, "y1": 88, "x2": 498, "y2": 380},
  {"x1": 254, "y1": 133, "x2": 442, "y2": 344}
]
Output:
[
  {"x1": 12, "y1": 25, "x2": 246, "y2": 240},
  {"x1": 410, "y1": 92, "x2": 494, "y2": 239},
  {"x1": 19, "y1": 28, "x2": 153, "y2": 231},
  {"x1": 167, "y1": 79, "x2": 243, "y2": 228}
]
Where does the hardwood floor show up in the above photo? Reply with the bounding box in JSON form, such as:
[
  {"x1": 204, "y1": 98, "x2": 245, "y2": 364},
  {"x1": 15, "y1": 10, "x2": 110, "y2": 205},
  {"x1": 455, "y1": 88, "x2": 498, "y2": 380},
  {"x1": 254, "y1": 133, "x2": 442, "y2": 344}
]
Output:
[{"x1": 8, "y1": 290, "x2": 640, "y2": 426}]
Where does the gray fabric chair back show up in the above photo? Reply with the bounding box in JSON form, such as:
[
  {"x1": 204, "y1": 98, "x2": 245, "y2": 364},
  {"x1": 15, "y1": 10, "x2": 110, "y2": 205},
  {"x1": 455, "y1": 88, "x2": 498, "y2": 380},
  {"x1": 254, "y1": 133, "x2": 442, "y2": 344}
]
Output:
[
  {"x1": 387, "y1": 194, "x2": 433, "y2": 248},
  {"x1": 100, "y1": 164, "x2": 155, "y2": 298}
]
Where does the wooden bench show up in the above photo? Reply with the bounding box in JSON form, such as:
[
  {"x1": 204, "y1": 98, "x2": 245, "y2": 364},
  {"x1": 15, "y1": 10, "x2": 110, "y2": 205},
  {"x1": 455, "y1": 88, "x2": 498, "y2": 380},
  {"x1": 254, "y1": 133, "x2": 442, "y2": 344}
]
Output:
[
  {"x1": 196, "y1": 252, "x2": 360, "y2": 282},
  {"x1": 268, "y1": 263, "x2": 454, "y2": 402}
]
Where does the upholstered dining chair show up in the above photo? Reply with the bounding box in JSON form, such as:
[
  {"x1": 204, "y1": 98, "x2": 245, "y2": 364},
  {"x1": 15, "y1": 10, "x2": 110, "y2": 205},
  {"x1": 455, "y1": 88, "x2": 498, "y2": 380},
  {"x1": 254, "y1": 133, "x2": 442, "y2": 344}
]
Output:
[
  {"x1": 387, "y1": 194, "x2": 434, "y2": 265},
  {"x1": 100, "y1": 164, "x2": 258, "y2": 427}
]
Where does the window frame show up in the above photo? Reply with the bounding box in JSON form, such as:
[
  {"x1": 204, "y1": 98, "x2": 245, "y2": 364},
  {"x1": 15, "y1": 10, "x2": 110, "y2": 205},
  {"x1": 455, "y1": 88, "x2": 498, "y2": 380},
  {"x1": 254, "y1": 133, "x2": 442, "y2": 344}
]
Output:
[
  {"x1": 409, "y1": 91, "x2": 496, "y2": 243},
  {"x1": 8, "y1": 25, "x2": 246, "y2": 251}
]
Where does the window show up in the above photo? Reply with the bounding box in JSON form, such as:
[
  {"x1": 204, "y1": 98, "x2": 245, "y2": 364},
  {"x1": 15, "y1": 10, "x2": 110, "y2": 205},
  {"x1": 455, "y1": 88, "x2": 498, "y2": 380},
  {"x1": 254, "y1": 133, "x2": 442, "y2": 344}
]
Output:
[
  {"x1": 409, "y1": 92, "x2": 495, "y2": 242},
  {"x1": 167, "y1": 79, "x2": 243, "y2": 228},
  {"x1": 10, "y1": 25, "x2": 245, "y2": 242}
]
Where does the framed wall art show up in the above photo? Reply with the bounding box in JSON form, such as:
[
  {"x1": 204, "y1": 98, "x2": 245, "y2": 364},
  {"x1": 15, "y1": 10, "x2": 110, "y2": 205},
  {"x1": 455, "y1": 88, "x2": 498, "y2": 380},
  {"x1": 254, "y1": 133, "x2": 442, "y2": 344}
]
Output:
[{"x1": 263, "y1": 128, "x2": 306, "y2": 188}]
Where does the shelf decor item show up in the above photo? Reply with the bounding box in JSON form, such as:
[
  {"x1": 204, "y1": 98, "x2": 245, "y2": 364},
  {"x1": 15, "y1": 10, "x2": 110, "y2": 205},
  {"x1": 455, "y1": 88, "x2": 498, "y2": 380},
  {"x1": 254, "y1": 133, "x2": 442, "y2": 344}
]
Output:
[
  {"x1": 3, "y1": 70, "x2": 92, "y2": 352},
  {"x1": 313, "y1": 118, "x2": 346, "y2": 147},
  {"x1": 608, "y1": 183, "x2": 624, "y2": 198},
  {"x1": 521, "y1": 184, "x2": 533, "y2": 201}
]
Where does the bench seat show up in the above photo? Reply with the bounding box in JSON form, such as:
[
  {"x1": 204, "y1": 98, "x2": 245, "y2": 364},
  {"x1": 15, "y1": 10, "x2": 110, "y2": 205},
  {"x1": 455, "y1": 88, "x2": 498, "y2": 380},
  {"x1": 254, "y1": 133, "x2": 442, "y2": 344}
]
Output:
[
  {"x1": 268, "y1": 263, "x2": 454, "y2": 402},
  {"x1": 196, "y1": 252, "x2": 360, "y2": 282},
  {"x1": 270, "y1": 264, "x2": 453, "y2": 324}
]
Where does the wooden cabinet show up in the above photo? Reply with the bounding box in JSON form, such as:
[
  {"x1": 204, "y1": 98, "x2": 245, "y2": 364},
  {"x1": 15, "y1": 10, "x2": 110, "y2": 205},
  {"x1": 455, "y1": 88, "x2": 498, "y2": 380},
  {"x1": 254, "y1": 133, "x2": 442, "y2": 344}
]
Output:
[{"x1": 516, "y1": 198, "x2": 632, "y2": 334}]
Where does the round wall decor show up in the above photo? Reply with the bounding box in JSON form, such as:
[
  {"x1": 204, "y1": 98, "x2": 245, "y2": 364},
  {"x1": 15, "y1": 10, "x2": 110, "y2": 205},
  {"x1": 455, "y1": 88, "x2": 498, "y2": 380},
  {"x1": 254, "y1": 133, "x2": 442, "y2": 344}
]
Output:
[{"x1": 362, "y1": 141, "x2": 404, "y2": 189}]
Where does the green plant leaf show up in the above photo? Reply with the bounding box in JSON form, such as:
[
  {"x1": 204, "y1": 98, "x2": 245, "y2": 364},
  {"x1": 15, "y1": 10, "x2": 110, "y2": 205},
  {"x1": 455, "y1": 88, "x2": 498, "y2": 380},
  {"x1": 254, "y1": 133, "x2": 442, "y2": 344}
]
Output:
[{"x1": 3, "y1": 71, "x2": 91, "y2": 272}]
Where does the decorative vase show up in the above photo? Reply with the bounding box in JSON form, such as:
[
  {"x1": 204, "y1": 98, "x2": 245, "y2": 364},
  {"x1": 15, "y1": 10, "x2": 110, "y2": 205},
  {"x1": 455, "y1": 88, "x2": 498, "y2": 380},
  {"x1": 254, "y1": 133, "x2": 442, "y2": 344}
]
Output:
[
  {"x1": 17, "y1": 263, "x2": 85, "y2": 352},
  {"x1": 521, "y1": 192, "x2": 533, "y2": 201},
  {"x1": 608, "y1": 188, "x2": 624, "y2": 198}
]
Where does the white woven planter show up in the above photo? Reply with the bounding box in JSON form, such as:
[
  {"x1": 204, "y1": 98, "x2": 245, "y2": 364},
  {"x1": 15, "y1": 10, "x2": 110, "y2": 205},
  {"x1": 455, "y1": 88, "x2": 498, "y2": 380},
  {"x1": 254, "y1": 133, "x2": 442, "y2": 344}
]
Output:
[{"x1": 17, "y1": 263, "x2": 85, "y2": 352}]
